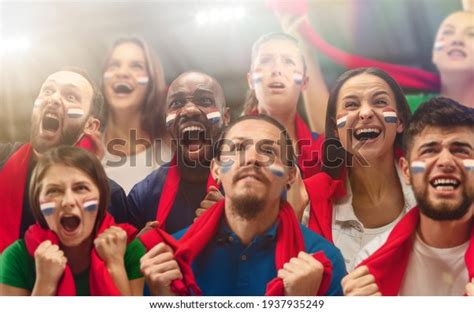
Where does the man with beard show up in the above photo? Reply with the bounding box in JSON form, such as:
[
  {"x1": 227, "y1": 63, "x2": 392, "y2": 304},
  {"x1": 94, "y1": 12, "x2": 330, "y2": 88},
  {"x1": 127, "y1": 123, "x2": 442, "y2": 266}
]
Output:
[
  {"x1": 0, "y1": 69, "x2": 128, "y2": 252},
  {"x1": 342, "y1": 97, "x2": 474, "y2": 296},
  {"x1": 127, "y1": 71, "x2": 229, "y2": 234},
  {"x1": 139, "y1": 115, "x2": 346, "y2": 296}
]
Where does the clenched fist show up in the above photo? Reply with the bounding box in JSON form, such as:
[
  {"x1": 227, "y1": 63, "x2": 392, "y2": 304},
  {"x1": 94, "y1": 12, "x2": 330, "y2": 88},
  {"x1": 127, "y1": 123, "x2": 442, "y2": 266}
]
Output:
[
  {"x1": 33, "y1": 240, "x2": 67, "y2": 294},
  {"x1": 140, "y1": 242, "x2": 182, "y2": 296},
  {"x1": 342, "y1": 265, "x2": 381, "y2": 296},
  {"x1": 277, "y1": 251, "x2": 324, "y2": 296},
  {"x1": 466, "y1": 278, "x2": 474, "y2": 296},
  {"x1": 94, "y1": 226, "x2": 127, "y2": 267}
]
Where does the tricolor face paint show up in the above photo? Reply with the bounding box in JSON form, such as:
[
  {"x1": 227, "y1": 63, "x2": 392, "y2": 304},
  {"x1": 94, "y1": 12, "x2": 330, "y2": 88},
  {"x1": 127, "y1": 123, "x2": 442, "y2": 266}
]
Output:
[
  {"x1": 411, "y1": 161, "x2": 426, "y2": 174},
  {"x1": 433, "y1": 39, "x2": 445, "y2": 51},
  {"x1": 252, "y1": 70, "x2": 263, "y2": 85},
  {"x1": 83, "y1": 199, "x2": 99, "y2": 212},
  {"x1": 464, "y1": 159, "x2": 474, "y2": 171},
  {"x1": 67, "y1": 108, "x2": 85, "y2": 119},
  {"x1": 268, "y1": 164, "x2": 285, "y2": 177},
  {"x1": 293, "y1": 71, "x2": 304, "y2": 86},
  {"x1": 336, "y1": 113, "x2": 348, "y2": 129},
  {"x1": 382, "y1": 108, "x2": 398, "y2": 124},
  {"x1": 103, "y1": 71, "x2": 113, "y2": 80},
  {"x1": 136, "y1": 76, "x2": 149, "y2": 85},
  {"x1": 220, "y1": 159, "x2": 235, "y2": 174},
  {"x1": 34, "y1": 99, "x2": 43, "y2": 107},
  {"x1": 166, "y1": 113, "x2": 177, "y2": 128},
  {"x1": 206, "y1": 111, "x2": 222, "y2": 125},
  {"x1": 40, "y1": 201, "x2": 56, "y2": 217}
]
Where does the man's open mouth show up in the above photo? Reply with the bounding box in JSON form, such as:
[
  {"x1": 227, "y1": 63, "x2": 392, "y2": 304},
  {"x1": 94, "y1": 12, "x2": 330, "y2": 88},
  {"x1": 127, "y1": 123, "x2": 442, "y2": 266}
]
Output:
[
  {"x1": 354, "y1": 127, "x2": 381, "y2": 141},
  {"x1": 181, "y1": 125, "x2": 207, "y2": 152},
  {"x1": 430, "y1": 177, "x2": 461, "y2": 191},
  {"x1": 113, "y1": 82, "x2": 134, "y2": 94},
  {"x1": 448, "y1": 49, "x2": 467, "y2": 58},
  {"x1": 42, "y1": 112, "x2": 60, "y2": 132},
  {"x1": 60, "y1": 215, "x2": 81, "y2": 233}
]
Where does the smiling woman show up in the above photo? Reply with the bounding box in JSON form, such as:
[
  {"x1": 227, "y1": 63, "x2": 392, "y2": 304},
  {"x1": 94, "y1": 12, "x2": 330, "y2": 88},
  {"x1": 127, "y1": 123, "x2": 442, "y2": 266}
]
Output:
[{"x1": 0, "y1": 146, "x2": 145, "y2": 296}]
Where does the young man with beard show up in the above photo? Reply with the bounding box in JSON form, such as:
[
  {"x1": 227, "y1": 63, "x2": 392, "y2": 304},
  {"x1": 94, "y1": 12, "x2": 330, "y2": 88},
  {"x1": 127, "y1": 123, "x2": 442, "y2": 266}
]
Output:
[
  {"x1": 139, "y1": 115, "x2": 346, "y2": 296},
  {"x1": 0, "y1": 69, "x2": 128, "y2": 253},
  {"x1": 342, "y1": 97, "x2": 474, "y2": 296},
  {"x1": 127, "y1": 71, "x2": 230, "y2": 234}
]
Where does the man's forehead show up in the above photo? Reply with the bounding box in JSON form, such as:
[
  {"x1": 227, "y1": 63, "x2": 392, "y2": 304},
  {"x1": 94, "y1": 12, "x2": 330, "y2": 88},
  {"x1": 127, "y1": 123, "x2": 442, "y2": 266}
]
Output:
[
  {"x1": 227, "y1": 119, "x2": 281, "y2": 140},
  {"x1": 43, "y1": 71, "x2": 91, "y2": 89},
  {"x1": 169, "y1": 73, "x2": 217, "y2": 93},
  {"x1": 414, "y1": 126, "x2": 474, "y2": 147}
]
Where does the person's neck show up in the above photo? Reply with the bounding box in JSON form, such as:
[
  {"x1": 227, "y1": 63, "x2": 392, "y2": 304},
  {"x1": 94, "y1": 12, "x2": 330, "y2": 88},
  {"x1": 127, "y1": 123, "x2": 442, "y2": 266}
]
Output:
[
  {"x1": 177, "y1": 154, "x2": 210, "y2": 184},
  {"x1": 349, "y1": 151, "x2": 404, "y2": 227},
  {"x1": 61, "y1": 236, "x2": 94, "y2": 274},
  {"x1": 105, "y1": 110, "x2": 151, "y2": 156},
  {"x1": 257, "y1": 105, "x2": 298, "y2": 150},
  {"x1": 224, "y1": 198, "x2": 280, "y2": 246},
  {"x1": 440, "y1": 70, "x2": 474, "y2": 108},
  {"x1": 418, "y1": 212, "x2": 472, "y2": 248}
]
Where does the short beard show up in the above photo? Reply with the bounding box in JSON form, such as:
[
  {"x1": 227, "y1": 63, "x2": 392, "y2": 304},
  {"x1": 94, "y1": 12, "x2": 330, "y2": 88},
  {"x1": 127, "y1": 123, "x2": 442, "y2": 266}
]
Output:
[
  {"x1": 231, "y1": 193, "x2": 265, "y2": 220},
  {"x1": 414, "y1": 184, "x2": 472, "y2": 221},
  {"x1": 31, "y1": 119, "x2": 85, "y2": 154}
]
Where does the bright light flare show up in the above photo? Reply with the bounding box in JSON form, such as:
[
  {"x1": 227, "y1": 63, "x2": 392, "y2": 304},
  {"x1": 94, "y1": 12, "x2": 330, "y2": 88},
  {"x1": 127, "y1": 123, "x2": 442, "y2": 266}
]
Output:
[{"x1": 195, "y1": 6, "x2": 246, "y2": 26}]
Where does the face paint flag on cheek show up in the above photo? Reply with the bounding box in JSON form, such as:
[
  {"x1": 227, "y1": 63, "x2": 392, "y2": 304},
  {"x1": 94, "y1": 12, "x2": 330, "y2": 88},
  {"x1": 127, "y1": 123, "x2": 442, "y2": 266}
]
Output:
[
  {"x1": 103, "y1": 72, "x2": 113, "y2": 80},
  {"x1": 40, "y1": 202, "x2": 56, "y2": 217},
  {"x1": 206, "y1": 111, "x2": 222, "y2": 125},
  {"x1": 382, "y1": 108, "x2": 398, "y2": 124},
  {"x1": 166, "y1": 113, "x2": 176, "y2": 128},
  {"x1": 411, "y1": 161, "x2": 426, "y2": 174},
  {"x1": 336, "y1": 113, "x2": 348, "y2": 129},
  {"x1": 434, "y1": 38, "x2": 445, "y2": 51},
  {"x1": 34, "y1": 99, "x2": 43, "y2": 107},
  {"x1": 268, "y1": 164, "x2": 285, "y2": 177},
  {"x1": 293, "y1": 71, "x2": 304, "y2": 85},
  {"x1": 464, "y1": 159, "x2": 474, "y2": 171},
  {"x1": 83, "y1": 199, "x2": 99, "y2": 213},
  {"x1": 137, "y1": 76, "x2": 149, "y2": 85},
  {"x1": 67, "y1": 108, "x2": 85, "y2": 119},
  {"x1": 220, "y1": 159, "x2": 234, "y2": 174},
  {"x1": 252, "y1": 70, "x2": 263, "y2": 85}
]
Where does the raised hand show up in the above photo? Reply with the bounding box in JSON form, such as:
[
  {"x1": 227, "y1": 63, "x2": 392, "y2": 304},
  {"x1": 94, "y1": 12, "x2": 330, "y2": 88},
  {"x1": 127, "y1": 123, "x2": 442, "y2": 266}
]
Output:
[
  {"x1": 94, "y1": 226, "x2": 128, "y2": 267},
  {"x1": 33, "y1": 240, "x2": 67, "y2": 295},
  {"x1": 195, "y1": 185, "x2": 224, "y2": 220},
  {"x1": 342, "y1": 265, "x2": 381, "y2": 296}
]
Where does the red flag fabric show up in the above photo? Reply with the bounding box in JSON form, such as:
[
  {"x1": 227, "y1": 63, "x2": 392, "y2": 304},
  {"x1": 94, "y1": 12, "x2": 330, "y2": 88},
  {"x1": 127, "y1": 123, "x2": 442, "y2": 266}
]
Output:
[
  {"x1": 358, "y1": 208, "x2": 474, "y2": 295},
  {"x1": 24, "y1": 213, "x2": 137, "y2": 296},
  {"x1": 140, "y1": 200, "x2": 333, "y2": 296}
]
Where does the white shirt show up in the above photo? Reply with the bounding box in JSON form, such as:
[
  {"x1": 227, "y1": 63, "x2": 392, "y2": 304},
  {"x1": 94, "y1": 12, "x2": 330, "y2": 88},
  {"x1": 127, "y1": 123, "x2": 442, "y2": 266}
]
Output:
[
  {"x1": 399, "y1": 233, "x2": 469, "y2": 296},
  {"x1": 303, "y1": 162, "x2": 417, "y2": 271},
  {"x1": 102, "y1": 143, "x2": 172, "y2": 194}
]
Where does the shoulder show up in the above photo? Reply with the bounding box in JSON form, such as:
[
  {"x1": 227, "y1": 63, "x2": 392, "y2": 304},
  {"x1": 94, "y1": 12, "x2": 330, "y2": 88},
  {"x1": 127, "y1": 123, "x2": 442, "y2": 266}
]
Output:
[
  {"x1": 300, "y1": 225, "x2": 342, "y2": 261},
  {"x1": 128, "y1": 162, "x2": 171, "y2": 197}
]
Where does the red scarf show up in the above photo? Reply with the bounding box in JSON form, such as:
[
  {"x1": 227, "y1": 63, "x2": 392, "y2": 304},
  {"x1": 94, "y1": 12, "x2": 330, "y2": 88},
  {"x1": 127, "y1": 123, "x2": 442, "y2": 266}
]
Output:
[
  {"x1": 0, "y1": 144, "x2": 32, "y2": 252},
  {"x1": 140, "y1": 200, "x2": 333, "y2": 296},
  {"x1": 358, "y1": 208, "x2": 474, "y2": 296},
  {"x1": 0, "y1": 136, "x2": 105, "y2": 252},
  {"x1": 294, "y1": 114, "x2": 323, "y2": 179},
  {"x1": 303, "y1": 172, "x2": 346, "y2": 243},
  {"x1": 155, "y1": 154, "x2": 218, "y2": 229},
  {"x1": 24, "y1": 213, "x2": 137, "y2": 296}
]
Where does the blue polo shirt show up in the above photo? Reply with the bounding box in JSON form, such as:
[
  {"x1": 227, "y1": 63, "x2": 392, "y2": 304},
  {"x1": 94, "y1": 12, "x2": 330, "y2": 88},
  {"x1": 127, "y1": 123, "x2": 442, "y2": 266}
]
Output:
[
  {"x1": 173, "y1": 220, "x2": 346, "y2": 296},
  {"x1": 127, "y1": 162, "x2": 207, "y2": 233}
]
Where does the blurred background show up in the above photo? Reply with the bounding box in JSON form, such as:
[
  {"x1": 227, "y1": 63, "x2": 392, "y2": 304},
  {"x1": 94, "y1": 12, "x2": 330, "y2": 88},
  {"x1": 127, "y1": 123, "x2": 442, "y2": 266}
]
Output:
[{"x1": 0, "y1": 0, "x2": 461, "y2": 142}]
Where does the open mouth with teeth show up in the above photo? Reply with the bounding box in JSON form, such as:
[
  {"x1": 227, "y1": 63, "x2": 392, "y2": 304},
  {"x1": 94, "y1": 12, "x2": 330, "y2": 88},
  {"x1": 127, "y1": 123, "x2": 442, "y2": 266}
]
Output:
[
  {"x1": 42, "y1": 112, "x2": 60, "y2": 132},
  {"x1": 430, "y1": 177, "x2": 461, "y2": 192},
  {"x1": 60, "y1": 215, "x2": 81, "y2": 233},
  {"x1": 354, "y1": 128, "x2": 381, "y2": 141},
  {"x1": 113, "y1": 82, "x2": 134, "y2": 94},
  {"x1": 180, "y1": 125, "x2": 207, "y2": 153}
]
